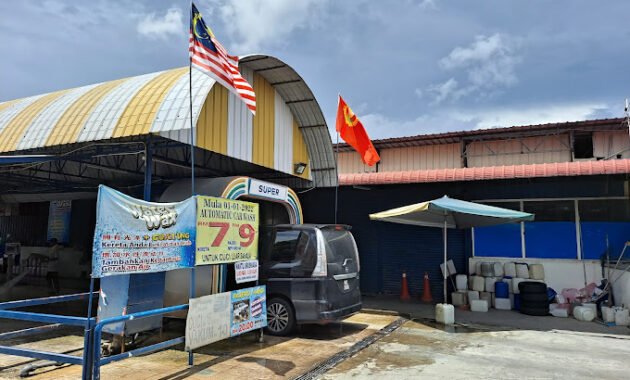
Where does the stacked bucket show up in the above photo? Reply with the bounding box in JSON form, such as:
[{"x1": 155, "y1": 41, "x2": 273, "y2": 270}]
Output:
[{"x1": 451, "y1": 261, "x2": 545, "y2": 312}]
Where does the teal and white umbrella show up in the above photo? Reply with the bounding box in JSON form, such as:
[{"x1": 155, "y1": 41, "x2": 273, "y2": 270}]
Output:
[{"x1": 370, "y1": 196, "x2": 534, "y2": 303}]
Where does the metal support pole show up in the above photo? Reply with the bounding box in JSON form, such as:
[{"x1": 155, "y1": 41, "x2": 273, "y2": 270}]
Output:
[
  {"x1": 443, "y1": 217, "x2": 448, "y2": 304},
  {"x1": 188, "y1": 267, "x2": 195, "y2": 367},
  {"x1": 82, "y1": 276, "x2": 96, "y2": 380},
  {"x1": 143, "y1": 140, "x2": 153, "y2": 202}
]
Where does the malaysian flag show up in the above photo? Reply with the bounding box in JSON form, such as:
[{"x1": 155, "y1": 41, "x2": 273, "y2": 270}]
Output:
[{"x1": 189, "y1": 3, "x2": 256, "y2": 115}]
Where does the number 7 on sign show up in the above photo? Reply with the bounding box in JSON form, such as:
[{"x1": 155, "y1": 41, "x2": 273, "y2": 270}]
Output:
[{"x1": 208, "y1": 222, "x2": 230, "y2": 247}]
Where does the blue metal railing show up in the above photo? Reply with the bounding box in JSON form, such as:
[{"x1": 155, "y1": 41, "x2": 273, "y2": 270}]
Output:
[
  {"x1": 91, "y1": 303, "x2": 189, "y2": 380},
  {"x1": 0, "y1": 291, "x2": 98, "y2": 379}
]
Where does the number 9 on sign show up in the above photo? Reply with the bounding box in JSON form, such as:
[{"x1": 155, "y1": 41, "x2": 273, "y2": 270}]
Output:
[{"x1": 239, "y1": 224, "x2": 256, "y2": 247}]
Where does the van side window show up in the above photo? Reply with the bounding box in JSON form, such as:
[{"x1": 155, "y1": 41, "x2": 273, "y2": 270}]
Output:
[
  {"x1": 266, "y1": 229, "x2": 317, "y2": 277},
  {"x1": 271, "y1": 230, "x2": 301, "y2": 262}
]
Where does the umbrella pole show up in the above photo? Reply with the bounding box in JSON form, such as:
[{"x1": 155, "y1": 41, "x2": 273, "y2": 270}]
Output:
[{"x1": 443, "y1": 218, "x2": 448, "y2": 304}]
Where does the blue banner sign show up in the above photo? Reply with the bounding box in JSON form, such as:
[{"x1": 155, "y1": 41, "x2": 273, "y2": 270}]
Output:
[
  {"x1": 47, "y1": 200, "x2": 72, "y2": 243},
  {"x1": 92, "y1": 185, "x2": 195, "y2": 277},
  {"x1": 230, "y1": 285, "x2": 267, "y2": 336}
]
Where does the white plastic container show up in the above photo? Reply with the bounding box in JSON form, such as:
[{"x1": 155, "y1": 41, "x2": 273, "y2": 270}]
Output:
[
  {"x1": 480, "y1": 262, "x2": 495, "y2": 277},
  {"x1": 451, "y1": 291, "x2": 467, "y2": 306},
  {"x1": 495, "y1": 297, "x2": 511, "y2": 310},
  {"x1": 502, "y1": 278, "x2": 513, "y2": 293},
  {"x1": 480, "y1": 291, "x2": 492, "y2": 305},
  {"x1": 456, "y1": 274, "x2": 468, "y2": 291},
  {"x1": 574, "y1": 306, "x2": 595, "y2": 322},
  {"x1": 471, "y1": 299, "x2": 488, "y2": 312},
  {"x1": 550, "y1": 304, "x2": 569, "y2": 318},
  {"x1": 440, "y1": 259, "x2": 457, "y2": 277},
  {"x1": 529, "y1": 264, "x2": 545, "y2": 280},
  {"x1": 467, "y1": 290, "x2": 480, "y2": 301},
  {"x1": 475, "y1": 261, "x2": 482, "y2": 276},
  {"x1": 471, "y1": 276, "x2": 485, "y2": 292},
  {"x1": 504, "y1": 262, "x2": 517, "y2": 278},
  {"x1": 615, "y1": 308, "x2": 629, "y2": 326},
  {"x1": 512, "y1": 278, "x2": 525, "y2": 294},
  {"x1": 485, "y1": 277, "x2": 497, "y2": 292},
  {"x1": 582, "y1": 303, "x2": 597, "y2": 314},
  {"x1": 493, "y1": 262, "x2": 504, "y2": 277},
  {"x1": 601, "y1": 306, "x2": 615, "y2": 323},
  {"x1": 516, "y1": 263, "x2": 529, "y2": 279},
  {"x1": 436, "y1": 303, "x2": 455, "y2": 325}
]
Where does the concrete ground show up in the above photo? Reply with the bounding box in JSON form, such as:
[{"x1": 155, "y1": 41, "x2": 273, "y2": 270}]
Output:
[
  {"x1": 0, "y1": 313, "x2": 398, "y2": 380},
  {"x1": 322, "y1": 319, "x2": 630, "y2": 380},
  {"x1": 2, "y1": 284, "x2": 629, "y2": 379},
  {"x1": 362, "y1": 295, "x2": 630, "y2": 336}
]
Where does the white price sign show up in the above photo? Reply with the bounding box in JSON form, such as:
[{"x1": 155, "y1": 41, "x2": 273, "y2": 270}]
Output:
[
  {"x1": 235, "y1": 260, "x2": 259, "y2": 284},
  {"x1": 185, "y1": 292, "x2": 230, "y2": 350}
]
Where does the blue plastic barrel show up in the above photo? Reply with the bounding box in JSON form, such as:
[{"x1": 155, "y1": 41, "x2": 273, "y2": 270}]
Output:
[
  {"x1": 494, "y1": 281, "x2": 509, "y2": 298},
  {"x1": 514, "y1": 294, "x2": 521, "y2": 310}
]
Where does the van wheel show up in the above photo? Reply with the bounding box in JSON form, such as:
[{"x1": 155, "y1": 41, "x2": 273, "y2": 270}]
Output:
[{"x1": 266, "y1": 298, "x2": 295, "y2": 336}]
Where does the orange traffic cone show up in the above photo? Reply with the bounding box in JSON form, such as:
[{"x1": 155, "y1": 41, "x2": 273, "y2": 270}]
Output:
[
  {"x1": 421, "y1": 272, "x2": 433, "y2": 303},
  {"x1": 400, "y1": 272, "x2": 411, "y2": 301}
]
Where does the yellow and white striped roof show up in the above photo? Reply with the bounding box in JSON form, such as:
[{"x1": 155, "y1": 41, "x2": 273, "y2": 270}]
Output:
[
  {"x1": 0, "y1": 68, "x2": 213, "y2": 153},
  {"x1": 0, "y1": 55, "x2": 337, "y2": 187}
]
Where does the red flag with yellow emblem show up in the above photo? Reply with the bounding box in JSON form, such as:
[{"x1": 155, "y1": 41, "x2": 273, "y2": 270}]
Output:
[{"x1": 335, "y1": 95, "x2": 380, "y2": 166}]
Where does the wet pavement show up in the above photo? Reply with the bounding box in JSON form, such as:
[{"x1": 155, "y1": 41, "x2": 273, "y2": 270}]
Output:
[
  {"x1": 0, "y1": 313, "x2": 398, "y2": 379},
  {"x1": 363, "y1": 296, "x2": 630, "y2": 336},
  {"x1": 321, "y1": 319, "x2": 630, "y2": 379}
]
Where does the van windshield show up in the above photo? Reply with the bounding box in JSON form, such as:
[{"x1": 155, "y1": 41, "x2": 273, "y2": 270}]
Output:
[{"x1": 321, "y1": 229, "x2": 359, "y2": 274}]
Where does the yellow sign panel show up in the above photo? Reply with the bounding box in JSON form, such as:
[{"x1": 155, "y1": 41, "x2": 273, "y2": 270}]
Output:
[{"x1": 196, "y1": 196, "x2": 259, "y2": 265}]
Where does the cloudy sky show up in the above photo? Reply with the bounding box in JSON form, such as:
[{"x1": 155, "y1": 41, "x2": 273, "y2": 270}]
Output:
[{"x1": 1, "y1": 0, "x2": 629, "y2": 139}]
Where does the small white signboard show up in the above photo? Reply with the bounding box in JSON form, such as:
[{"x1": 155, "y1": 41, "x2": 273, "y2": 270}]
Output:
[
  {"x1": 248, "y1": 178, "x2": 288, "y2": 202},
  {"x1": 185, "y1": 292, "x2": 230, "y2": 350},
  {"x1": 235, "y1": 260, "x2": 259, "y2": 284}
]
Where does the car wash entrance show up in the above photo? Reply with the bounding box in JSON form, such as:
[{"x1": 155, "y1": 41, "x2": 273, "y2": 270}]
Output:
[{"x1": 160, "y1": 176, "x2": 304, "y2": 309}]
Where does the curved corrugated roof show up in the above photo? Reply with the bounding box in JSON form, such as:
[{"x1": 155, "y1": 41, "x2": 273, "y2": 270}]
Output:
[
  {"x1": 240, "y1": 55, "x2": 336, "y2": 187},
  {"x1": 0, "y1": 54, "x2": 336, "y2": 187}
]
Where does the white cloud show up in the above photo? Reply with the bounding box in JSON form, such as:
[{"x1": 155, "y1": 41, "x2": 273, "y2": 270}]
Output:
[
  {"x1": 211, "y1": 0, "x2": 328, "y2": 52},
  {"x1": 137, "y1": 7, "x2": 184, "y2": 40},
  {"x1": 427, "y1": 78, "x2": 469, "y2": 105},
  {"x1": 418, "y1": 0, "x2": 438, "y2": 10},
  {"x1": 451, "y1": 102, "x2": 613, "y2": 130},
  {"x1": 428, "y1": 33, "x2": 521, "y2": 105},
  {"x1": 352, "y1": 111, "x2": 476, "y2": 139}
]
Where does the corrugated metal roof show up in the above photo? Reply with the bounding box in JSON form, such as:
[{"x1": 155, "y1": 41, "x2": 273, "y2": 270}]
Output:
[
  {"x1": 336, "y1": 118, "x2": 627, "y2": 152},
  {"x1": 0, "y1": 54, "x2": 336, "y2": 188},
  {"x1": 241, "y1": 55, "x2": 336, "y2": 187},
  {"x1": 339, "y1": 159, "x2": 630, "y2": 185}
]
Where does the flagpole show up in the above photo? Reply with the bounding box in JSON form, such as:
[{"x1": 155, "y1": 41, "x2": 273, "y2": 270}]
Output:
[
  {"x1": 189, "y1": 58, "x2": 195, "y2": 196},
  {"x1": 334, "y1": 131, "x2": 339, "y2": 224},
  {"x1": 188, "y1": 3, "x2": 195, "y2": 369},
  {"x1": 334, "y1": 94, "x2": 340, "y2": 225}
]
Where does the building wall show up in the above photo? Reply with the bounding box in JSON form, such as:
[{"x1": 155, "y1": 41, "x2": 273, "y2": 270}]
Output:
[
  {"x1": 337, "y1": 151, "x2": 376, "y2": 174},
  {"x1": 380, "y1": 144, "x2": 461, "y2": 171},
  {"x1": 337, "y1": 131, "x2": 629, "y2": 174},
  {"x1": 466, "y1": 135, "x2": 571, "y2": 167},
  {"x1": 593, "y1": 130, "x2": 630, "y2": 159},
  {"x1": 301, "y1": 175, "x2": 628, "y2": 296}
]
